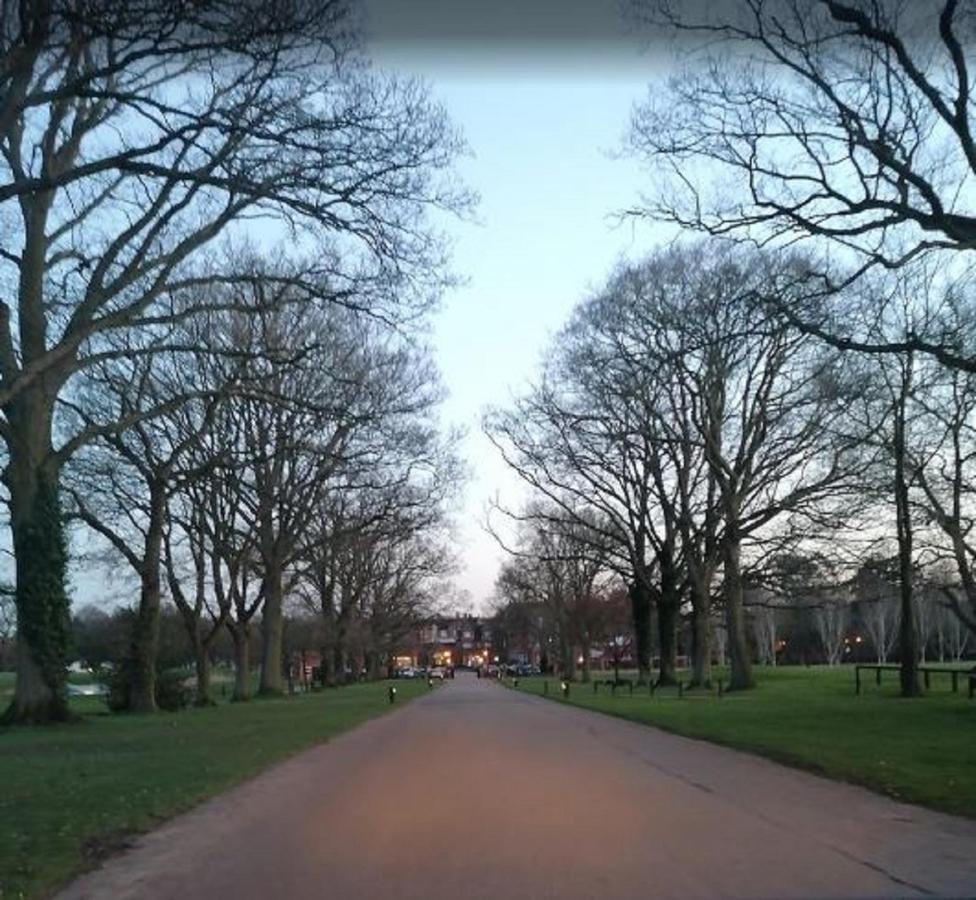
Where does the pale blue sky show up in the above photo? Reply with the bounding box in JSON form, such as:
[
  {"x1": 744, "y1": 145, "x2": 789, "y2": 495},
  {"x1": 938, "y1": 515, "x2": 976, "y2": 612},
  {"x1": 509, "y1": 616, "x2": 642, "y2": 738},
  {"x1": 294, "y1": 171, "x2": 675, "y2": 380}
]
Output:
[{"x1": 366, "y1": 5, "x2": 674, "y2": 611}]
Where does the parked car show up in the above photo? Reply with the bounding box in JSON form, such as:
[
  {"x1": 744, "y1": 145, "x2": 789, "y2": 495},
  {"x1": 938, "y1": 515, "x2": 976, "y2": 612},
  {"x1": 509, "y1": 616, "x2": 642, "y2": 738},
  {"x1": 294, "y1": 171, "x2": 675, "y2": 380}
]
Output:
[
  {"x1": 428, "y1": 667, "x2": 446, "y2": 680},
  {"x1": 395, "y1": 666, "x2": 419, "y2": 679}
]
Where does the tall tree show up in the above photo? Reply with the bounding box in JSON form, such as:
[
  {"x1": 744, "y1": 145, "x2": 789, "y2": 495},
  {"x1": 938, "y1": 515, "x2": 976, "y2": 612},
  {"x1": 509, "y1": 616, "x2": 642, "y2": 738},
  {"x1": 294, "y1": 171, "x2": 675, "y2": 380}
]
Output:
[
  {"x1": 628, "y1": 0, "x2": 976, "y2": 371},
  {"x1": 65, "y1": 343, "x2": 224, "y2": 711},
  {"x1": 0, "y1": 1, "x2": 465, "y2": 722}
]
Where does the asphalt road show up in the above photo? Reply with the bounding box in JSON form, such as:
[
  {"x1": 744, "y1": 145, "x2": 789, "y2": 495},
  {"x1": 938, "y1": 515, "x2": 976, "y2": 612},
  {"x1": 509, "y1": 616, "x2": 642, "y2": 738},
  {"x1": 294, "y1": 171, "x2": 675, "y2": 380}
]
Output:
[{"x1": 59, "y1": 674, "x2": 976, "y2": 900}]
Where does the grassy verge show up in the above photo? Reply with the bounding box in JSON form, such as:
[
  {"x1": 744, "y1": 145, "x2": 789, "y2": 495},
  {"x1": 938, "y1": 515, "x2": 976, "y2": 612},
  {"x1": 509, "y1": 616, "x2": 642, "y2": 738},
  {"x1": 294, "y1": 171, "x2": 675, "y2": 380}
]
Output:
[
  {"x1": 512, "y1": 665, "x2": 976, "y2": 818},
  {"x1": 0, "y1": 679, "x2": 427, "y2": 899}
]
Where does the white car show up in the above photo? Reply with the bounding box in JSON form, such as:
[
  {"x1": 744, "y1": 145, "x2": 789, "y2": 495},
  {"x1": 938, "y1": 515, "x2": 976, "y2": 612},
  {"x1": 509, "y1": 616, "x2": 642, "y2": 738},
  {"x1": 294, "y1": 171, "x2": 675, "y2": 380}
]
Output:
[{"x1": 428, "y1": 667, "x2": 446, "y2": 680}]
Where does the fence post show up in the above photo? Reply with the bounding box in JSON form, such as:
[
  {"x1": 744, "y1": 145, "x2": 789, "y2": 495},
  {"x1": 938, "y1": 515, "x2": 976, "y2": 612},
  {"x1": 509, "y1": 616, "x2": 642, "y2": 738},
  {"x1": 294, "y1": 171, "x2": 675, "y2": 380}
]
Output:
[
  {"x1": 543, "y1": 680, "x2": 548, "y2": 695},
  {"x1": 628, "y1": 681, "x2": 633, "y2": 697},
  {"x1": 952, "y1": 671, "x2": 959, "y2": 693},
  {"x1": 855, "y1": 667, "x2": 860, "y2": 695},
  {"x1": 678, "y1": 681, "x2": 684, "y2": 699},
  {"x1": 876, "y1": 667, "x2": 882, "y2": 686},
  {"x1": 924, "y1": 669, "x2": 931, "y2": 690}
]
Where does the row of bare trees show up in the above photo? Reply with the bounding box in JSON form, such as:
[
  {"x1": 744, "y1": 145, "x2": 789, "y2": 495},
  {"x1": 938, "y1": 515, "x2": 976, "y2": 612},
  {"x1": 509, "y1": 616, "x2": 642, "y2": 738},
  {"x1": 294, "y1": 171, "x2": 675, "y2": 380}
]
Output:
[
  {"x1": 488, "y1": 0, "x2": 976, "y2": 697},
  {"x1": 0, "y1": 0, "x2": 467, "y2": 723},
  {"x1": 63, "y1": 295, "x2": 460, "y2": 712},
  {"x1": 488, "y1": 241, "x2": 976, "y2": 694}
]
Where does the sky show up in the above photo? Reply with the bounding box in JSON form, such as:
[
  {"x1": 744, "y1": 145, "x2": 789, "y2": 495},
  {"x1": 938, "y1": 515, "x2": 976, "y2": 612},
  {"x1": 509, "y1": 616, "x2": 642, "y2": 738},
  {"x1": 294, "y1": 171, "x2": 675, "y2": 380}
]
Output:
[{"x1": 364, "y1": 1, "x2": 674, "y2": 612}]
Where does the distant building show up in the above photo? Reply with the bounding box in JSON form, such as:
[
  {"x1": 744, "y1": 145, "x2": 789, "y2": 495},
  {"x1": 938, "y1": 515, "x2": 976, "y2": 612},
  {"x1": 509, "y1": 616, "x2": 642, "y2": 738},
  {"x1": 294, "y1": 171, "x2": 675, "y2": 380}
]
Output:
[{"x1": 392, "y1": 613, "x2": 493, "y2": 669}]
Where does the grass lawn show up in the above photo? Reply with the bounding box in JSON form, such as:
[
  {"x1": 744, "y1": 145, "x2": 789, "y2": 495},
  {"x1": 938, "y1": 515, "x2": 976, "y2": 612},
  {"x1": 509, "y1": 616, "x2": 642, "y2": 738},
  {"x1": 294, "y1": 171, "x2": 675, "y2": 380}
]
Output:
[
  {"x1": 512, "y1": 665, "x2": 976, "y2": 818},
  {"x1": 0, "y1": 678, "x2": 428, "y2": 899}
]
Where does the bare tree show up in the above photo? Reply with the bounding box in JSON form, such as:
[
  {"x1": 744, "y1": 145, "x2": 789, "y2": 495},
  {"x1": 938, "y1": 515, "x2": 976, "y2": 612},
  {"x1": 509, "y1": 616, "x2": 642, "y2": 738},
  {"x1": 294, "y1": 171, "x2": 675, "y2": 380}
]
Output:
[
  {"x1": 486, "y1": 267, "x2": 695, "y2": 686},
  {"x1": 644, "y1": 245, "x2": 861, "y2": 689},
  {"x1": 748, "y1": 588, "x2": 780, "y2": 667},
  {"x1": 0, "y1": 1, "x2": 466, "y2": 722},
  {"x1": 937, "y1": 592, "x2": 971, "y2": 660},
  {"x1": 816, "y1": 599, "x2": 851, "y2": 666},
  {"x1": 857, "y1": 557, "x2": 901, "y2": 663},
  {"x1": 628, "y1": 0, "x2": 976, "y2": 373},
  {"x1": 163, "y1": 502, "x2": 231, "y2": 706},
  {"x1": 495, "y1": 517, "x2": 591, "y2": 680},
  {"x1": 64, "y1": 343, "x2": 224, "y2": 711},
  {"x1": 242, "y1": 299, "x2": 459, "y2": 693},
  {"x1": 631, "y1": 0, "x2": 976, "y2": 260}
]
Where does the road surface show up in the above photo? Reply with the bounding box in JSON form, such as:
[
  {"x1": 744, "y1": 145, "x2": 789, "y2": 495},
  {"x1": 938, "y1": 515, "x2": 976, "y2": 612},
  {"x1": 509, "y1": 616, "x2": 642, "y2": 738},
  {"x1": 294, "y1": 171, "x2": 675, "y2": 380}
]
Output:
[{"x1": 59, "y1": 674, "x2": 976, "y2": 899}]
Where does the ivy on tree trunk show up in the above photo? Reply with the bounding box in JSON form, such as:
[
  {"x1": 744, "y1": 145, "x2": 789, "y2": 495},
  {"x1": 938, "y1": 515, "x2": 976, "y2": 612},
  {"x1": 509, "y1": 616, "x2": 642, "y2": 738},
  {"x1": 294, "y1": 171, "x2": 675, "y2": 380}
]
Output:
[{"x1": 4, "y1": 469, "x2": 70, "y2": 724}]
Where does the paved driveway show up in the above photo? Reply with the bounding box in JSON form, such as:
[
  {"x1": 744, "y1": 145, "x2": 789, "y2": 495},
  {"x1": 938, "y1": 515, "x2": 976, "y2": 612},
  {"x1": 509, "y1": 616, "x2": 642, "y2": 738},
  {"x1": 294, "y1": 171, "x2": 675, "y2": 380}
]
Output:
[{"x1": 59, "y1": 674, "x2": 976, "y2": 899}]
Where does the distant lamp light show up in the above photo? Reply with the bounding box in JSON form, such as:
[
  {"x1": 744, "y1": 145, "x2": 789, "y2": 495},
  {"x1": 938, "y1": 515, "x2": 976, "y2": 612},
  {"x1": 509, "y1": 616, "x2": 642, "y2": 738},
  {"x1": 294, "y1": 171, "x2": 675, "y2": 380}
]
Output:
[
  {"x1": 493, "y1": 655, "x2": 499, "y2": 663},
  {"x1": 855, "y1": 635, "x2": 863, "y2": 644},
  {"x1": 577, "y1": 656, "x2": 584, "y2": 665}
]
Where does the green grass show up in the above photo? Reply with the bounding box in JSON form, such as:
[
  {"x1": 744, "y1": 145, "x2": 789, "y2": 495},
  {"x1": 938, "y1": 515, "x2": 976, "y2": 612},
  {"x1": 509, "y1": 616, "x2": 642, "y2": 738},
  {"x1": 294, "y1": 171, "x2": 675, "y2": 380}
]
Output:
[
  {"x1": 0, "y1": 679, "x2": 427, "y2": 899},
  {"x1": 513, "y1": 665, "x2": 976, "y2": 818}
]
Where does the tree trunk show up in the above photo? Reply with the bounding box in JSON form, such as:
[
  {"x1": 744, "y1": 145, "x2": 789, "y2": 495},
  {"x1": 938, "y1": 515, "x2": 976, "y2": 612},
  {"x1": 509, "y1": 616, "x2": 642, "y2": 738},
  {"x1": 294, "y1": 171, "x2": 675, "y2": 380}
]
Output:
[
  {"x1": 194, "y1": 642, "x2": 213, "y2": 707},
  {"x1": 335, "y1": 643, "x2": 349, "y2": 686},
  {"x1": 127, "y1": 496, "x2": 165, "y2": 713},
  {"x1": 258, "y1": 564, "x2": 284, "y2": 695},
  {"x1": 893, "y1": 376, "x2": 921, "y2": 698},
  {"x1": 231, "y1": 624, "x2": 251, "y2": 702},
  {"x1": 321, "y1": 643, "x2": 336, "y2": 686},
  {"x1": 367, "y1": 652, "x2": 382, "y2": 681},
  {"x1": 127, "y1": 564, "x2": 162, "y2": 713},
  {"x1": 722, "y1": 531, "x2": 755, "y2": 691},
  {"x1": 629, "y1": 579, "x2": 652, "y2": 685},
  {"x1": 688, "y1": 580, "x2": 713, "y2": 688},
  {"x1": 4, "y1": 410, "x2": 71, "y2": 724},
  {"x1": 558, "y1": 627, "x2": 575, "y2": 680},
  {"x1": 656, "y1": 559, "x2": 680, "y2": 686}
]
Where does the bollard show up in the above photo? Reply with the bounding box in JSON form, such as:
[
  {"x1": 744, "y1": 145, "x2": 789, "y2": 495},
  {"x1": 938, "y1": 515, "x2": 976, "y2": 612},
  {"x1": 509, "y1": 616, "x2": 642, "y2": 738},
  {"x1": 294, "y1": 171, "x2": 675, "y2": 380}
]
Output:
[
  {"x1": 855, "y1": 667, "x2": 860, "y2": 695},
  {"x1": 593, "y1": 680, "x2": 598, "y2": 694},
  {"x1": 388, "y1": 686, "x2": 397, "y2": 704},
  {"x1": 513, "y1": 678, "x2": 519, "y2": 688},
  {"x1": 718, "y1": 678, "x2": 724, "y2": 698},
  {"x1": 427, "y1": 677, "x2": 433, "y2": 690},
  {"x1": 560, "y1": 680, "x2": 570, "y2": 699},
  {"x1": 678, "y1": 681, "x2": 684, "y2": 699},
  {"x1": 544, "y1": 680, "x2": 548, "y2": 695},
  {"x1": 628, "y1": 681, "x2": 634, "y2": 697},
  {"x1": 649, "y1": 680, "x2": 655, "y2": 697}
]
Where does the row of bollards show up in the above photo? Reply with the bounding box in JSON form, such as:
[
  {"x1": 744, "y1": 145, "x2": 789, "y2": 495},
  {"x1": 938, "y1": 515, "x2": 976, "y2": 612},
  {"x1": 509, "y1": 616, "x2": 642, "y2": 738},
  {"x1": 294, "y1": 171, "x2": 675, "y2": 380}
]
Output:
[{"x1": 543, "y1": 677, "x2": 727, "y2": 700}]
